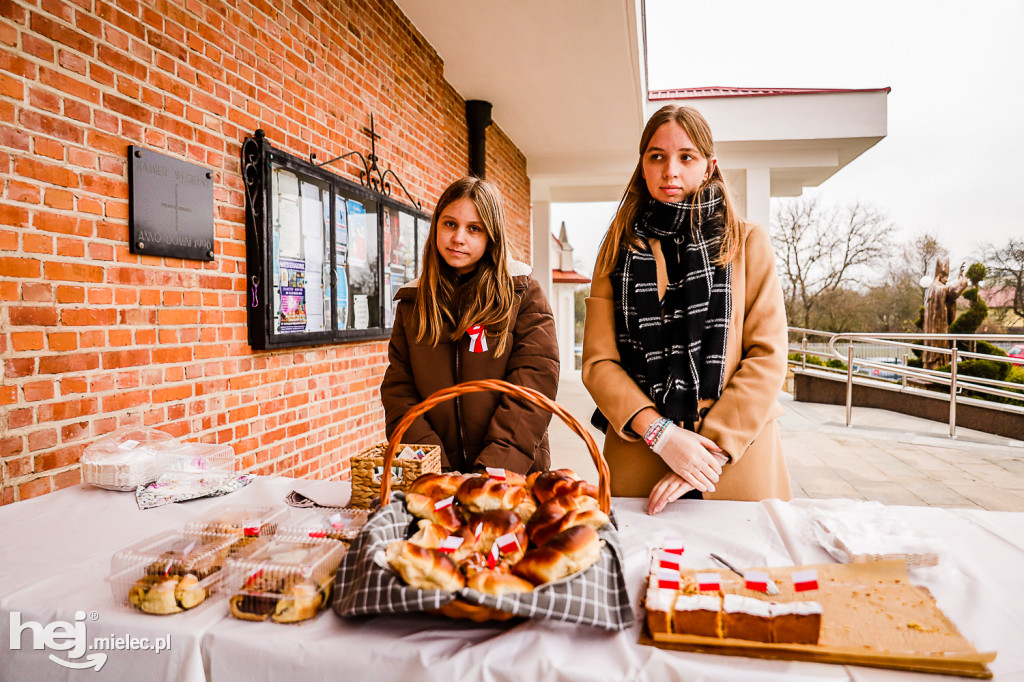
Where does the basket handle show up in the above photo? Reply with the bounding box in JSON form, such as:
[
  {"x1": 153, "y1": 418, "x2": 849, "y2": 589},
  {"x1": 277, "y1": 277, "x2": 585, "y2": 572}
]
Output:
[{"x1": 379, "y1": 379, "x2": 611, "y2": 513}]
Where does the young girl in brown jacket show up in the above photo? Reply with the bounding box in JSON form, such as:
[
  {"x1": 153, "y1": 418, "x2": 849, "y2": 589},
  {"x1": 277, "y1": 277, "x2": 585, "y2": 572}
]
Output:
[
  {"x1": 583, "y1": 106, "x2": 791, "y2": 513},
  {"x1": 380, "y1": 177, "x2": 559, "y2": 475}
]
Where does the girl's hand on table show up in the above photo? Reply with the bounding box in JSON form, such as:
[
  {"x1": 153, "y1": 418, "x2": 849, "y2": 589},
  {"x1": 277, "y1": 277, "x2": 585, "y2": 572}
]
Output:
[
  {"x1": 656, "y1": 425, "x2": 725, "y2": 493},
  {"x1": 646, "y1": 473, "x2": 693, "y2": 515}
]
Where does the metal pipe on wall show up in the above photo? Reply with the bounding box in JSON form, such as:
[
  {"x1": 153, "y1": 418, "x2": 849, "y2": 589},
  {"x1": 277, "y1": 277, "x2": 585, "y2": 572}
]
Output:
[{"x1": 466, "y1": 100, "x2": 492, "y2": 179}]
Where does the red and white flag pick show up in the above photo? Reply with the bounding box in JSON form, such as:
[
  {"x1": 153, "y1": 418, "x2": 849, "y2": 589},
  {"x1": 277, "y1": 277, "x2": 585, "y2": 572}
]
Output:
[
  {"x1": 434, "y1": 496, "x2": 454, "y2": 511},
  {"x1": 792, "y1": 569, "x2": 819, "y2": 592},
  {"x1": 695, "y1": 572, "x2": 721, "y2": 591},
  {"x1": 473, "y1": 522, "x2": 483, "y2": 544},
  {"x1": 662, "y1": 537, "x2": 685, "y2": 555},
  {"x1": 487, "y1": 542, "x2": 500, "y2": 569},
  {"x1": 438, "y1": 535, "x2": 465, "y2": 554},
  {"x1": 744, "y1": 570, "x2": 771, "y2": 592},
  {"x1": 496, "y1": 532, "x2": 521, "y2": 555},
  {"x1": 658, "y1": 550, "x2": 682, "y2": 571},
  {"x1": 485, "y1": 467, "x2": 506, "y2": 481},
  {"x1": 243, "y1": 519, "x2": 262, "y2": 537},
  {"x1": 329, "y1": 513, "x2": 345, "y2": 530},
  {"x1": 308, "y1": 529, "x2": 327, "y2": 538},
  {"x1": 467, "y1": 324, "x2": 488, "y2": 353},
  {"x1": 656, "y1": 568, "x2": 681, "y2": 590}
]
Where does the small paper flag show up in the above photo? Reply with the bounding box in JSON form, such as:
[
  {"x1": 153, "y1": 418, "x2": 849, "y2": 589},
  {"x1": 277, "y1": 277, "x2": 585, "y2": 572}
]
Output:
[
  {"x1": 496, "y1": 532, "x2": 521, "y2": 554},
  {"x1": 695, "y1": 572, "x2": 721, "y2": 591},
  {"x1": 485, "y1": 467, "x2": 506, "y2": 480},
  {"x1": 662, "y1": 537, "x2": 685, "y2": 555},
  {"x1": 656, "y1": 567, "x2": 680, "y2": 590},
  {"x1": 658, "y1": 550, "x2": 682, "y2": 571},
  {"x1": 438, "y1": 535, "x2": 465, "y2": 554},
  {"x1": 792, "y1": 569, "x2": 819, "y2": 592},
  {"x1": 744, "y1": 570, "x2": 771, "y2": 592},
  {"x1": 243, "y1": 519, "x2": 262, "y2": 537},
  {"x1": 434, "y1": 496, "x2": 454, "y2": 510}
]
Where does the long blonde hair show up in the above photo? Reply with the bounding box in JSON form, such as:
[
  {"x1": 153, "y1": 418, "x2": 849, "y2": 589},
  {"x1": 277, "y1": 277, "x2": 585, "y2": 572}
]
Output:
[
  {"x1": 594, "y1": 105, "x2": 743, "y2": 277},
  {"x1": 414, "y1": 177, "x2": 516, "y2": 356}
]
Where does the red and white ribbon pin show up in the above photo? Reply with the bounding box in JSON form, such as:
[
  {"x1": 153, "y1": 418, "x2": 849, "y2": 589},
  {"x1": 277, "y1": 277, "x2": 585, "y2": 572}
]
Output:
[
  {"x1": 744, "y1": 570, "x2": 771, "y2": 592},
  {"x1": 792, "y1": 569, "x2": 819, "y2": 592},
  {"x1": 656, "y1": 567, "x2": 680, "y2": 590},
  {"x1": 657, "y1": 550, "x2": 682, "y2": 571},
  {"x1": 695, "y1": 572, "x2": 721, "y2": 591},
  {"x1": 467, "y1": 324, "x2": 488, "y2": 353},
  {"x1": 496, "y1": 532, "x2": 521, "y2": 555},
  {"x1": 438, "y1": 535, "x2": 465, "y2": 554},
  {"x1": 662, "y1": 537, "x2": 685, "y2": 555},
  {"x1": 434, "y1": 496, "x2": 454, "y2": 511}
]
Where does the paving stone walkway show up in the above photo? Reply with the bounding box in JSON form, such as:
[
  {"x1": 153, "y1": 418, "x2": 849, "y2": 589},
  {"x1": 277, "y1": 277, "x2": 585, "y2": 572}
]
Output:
[{"x1": 548, "y1": 371, "x2": 1024, "y2": 512}]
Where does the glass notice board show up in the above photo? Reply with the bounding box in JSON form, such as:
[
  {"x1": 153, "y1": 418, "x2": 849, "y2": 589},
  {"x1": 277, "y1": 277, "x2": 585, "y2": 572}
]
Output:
[{"x1": 242, "y1": 132, "x2": 428, "y2": 350}]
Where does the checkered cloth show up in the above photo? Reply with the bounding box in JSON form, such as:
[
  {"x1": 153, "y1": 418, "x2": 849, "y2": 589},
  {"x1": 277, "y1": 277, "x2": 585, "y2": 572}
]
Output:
[{"x1": 333, "y1": 492, "x2": 634, "y2": 630}]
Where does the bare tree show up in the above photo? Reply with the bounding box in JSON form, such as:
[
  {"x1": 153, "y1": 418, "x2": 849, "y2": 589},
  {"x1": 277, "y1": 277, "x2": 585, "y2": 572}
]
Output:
[
  {"x1": 771, "y1": 197, "x2": 897, "y2": 328},
  {"x1": 984, "y1": 237, "x2": 1024, "y2": 319},
  {"x1": 903, "y1": 232, "x2": 948, "y2": 282}
]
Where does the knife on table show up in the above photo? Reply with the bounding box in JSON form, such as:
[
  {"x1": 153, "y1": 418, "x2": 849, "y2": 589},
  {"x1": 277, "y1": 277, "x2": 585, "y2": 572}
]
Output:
[{"x1": 709, "y1": 552, "x2": 781, "y2": 596}]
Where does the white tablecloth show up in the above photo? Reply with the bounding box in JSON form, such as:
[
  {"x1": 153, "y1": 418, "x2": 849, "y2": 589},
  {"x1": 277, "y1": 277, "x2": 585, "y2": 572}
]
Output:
[{"x1": 2, "y1": 478, "x2": 1021, "y2": 681}]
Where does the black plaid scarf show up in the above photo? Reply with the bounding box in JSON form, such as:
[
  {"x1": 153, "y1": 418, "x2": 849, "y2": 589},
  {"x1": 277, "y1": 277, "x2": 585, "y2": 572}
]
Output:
[{"x1": 607, "y1": 186, "x2": 732, "y2": 427}]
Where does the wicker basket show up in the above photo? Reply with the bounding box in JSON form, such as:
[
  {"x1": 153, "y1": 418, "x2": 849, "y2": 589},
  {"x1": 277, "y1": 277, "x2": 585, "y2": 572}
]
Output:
[
  {"x1": 350, "y1": 442, "x2": 441, "y2": 509},
  {"x1": 378, "y1": 378, "x2": 611, "y2": 621}
]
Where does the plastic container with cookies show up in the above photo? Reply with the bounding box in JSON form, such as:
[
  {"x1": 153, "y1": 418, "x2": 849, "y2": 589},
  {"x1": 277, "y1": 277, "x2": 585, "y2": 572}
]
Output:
[
  {"x1": 184, "y1": 504, "x2": 286, "y2": 556},
  {"x1": 224, "y1": 537, "x2": 346, "y2": 623},
  {"x1": 278, "y1": 507, "x2": 369, "y2": 546},
  {"x1": 106, "y1": 531, "x2": 237, "y2": 615}
]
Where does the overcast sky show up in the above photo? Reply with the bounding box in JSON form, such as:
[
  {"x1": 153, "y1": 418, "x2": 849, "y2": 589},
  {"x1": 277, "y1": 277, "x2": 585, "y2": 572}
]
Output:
[{"x1": 554, "y1": 0, "x2": 1024, "y2": 276}]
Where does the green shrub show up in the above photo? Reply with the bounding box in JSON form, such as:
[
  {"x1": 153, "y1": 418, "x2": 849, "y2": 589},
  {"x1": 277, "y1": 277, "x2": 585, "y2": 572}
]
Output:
[
  {"x1": 826, "y1": 359, "x2": 847, "y2": 370},
  {"x1": 789, "y1": 353, "x2": 825, "y2": 367}
]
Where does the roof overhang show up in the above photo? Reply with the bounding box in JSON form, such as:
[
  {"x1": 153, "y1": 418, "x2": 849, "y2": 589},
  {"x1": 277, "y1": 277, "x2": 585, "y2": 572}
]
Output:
[
  {"x1": 648, "y1": 88, "x2": 890, "y2": 197},
  {"x1": 393, "y1": 0, "x2": 647, "y2": 203}
]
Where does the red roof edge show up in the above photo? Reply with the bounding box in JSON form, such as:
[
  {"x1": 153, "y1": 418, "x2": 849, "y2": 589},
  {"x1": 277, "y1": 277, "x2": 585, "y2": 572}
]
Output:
[
  {"x1": 552, "y1": 269, "x2": 591, "y2": 285},
  {"x1": 649, "y1": 86, "x2": 892, "y2": 101}
]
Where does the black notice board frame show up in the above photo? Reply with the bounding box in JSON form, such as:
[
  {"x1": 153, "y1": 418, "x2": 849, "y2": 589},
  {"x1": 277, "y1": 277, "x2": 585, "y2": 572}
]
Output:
[{"x1": 241, "y1": 130, "x2": 430, "y2": 351}]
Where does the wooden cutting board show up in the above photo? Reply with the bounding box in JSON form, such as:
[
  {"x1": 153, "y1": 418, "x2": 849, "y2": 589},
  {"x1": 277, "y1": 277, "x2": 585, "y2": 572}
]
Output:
[{"x1": 639, "y1": 559, "x2": 996, "y2": 678}]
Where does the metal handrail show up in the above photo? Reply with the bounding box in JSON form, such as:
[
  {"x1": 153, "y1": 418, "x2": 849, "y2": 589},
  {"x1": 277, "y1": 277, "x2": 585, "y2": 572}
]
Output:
[{"x1": 787, "y1": 327, "x2": 1024, "y2": 437}]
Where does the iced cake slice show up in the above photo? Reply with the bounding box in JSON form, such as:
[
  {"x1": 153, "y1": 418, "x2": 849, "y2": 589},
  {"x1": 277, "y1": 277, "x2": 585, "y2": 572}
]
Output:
[
  {"x1": 770, "y1": 600, "x2": 822, "y2": 644},
  {"x1": 722, "y1": 594, "x2": 771, "y2": 642},
  {"x1": 672, "y1": 594, "x2": 721, "y2": 638}
]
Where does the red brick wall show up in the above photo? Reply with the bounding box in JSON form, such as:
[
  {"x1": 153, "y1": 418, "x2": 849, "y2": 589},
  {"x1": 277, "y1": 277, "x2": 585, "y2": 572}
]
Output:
[{"x1": 0, "y1": 0, "x2": 531, "y2": 504}]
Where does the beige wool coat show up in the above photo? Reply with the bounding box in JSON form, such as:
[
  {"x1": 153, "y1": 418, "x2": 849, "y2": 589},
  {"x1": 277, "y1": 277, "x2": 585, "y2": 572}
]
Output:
[{"x1": 582, "y1": 221, "x2": 791, "y2": 502}]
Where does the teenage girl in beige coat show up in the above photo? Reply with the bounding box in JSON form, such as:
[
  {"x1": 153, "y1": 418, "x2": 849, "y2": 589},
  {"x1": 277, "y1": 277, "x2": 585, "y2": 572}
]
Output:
[{"x1": 583, "y1": 105, "x2": 790, "y2": 513}]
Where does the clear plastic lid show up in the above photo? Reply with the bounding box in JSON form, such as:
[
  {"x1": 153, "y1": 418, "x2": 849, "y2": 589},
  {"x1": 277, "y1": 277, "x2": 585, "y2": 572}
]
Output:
[
  {"x1": 106, "y1": 531, "x2": 238, "y2": 615},
  {"x1": 225, "y1": 537, "x2": 346, "y2": 623},
  {"x1": 81, "y1": 425, "x2": 182, "y2": 491},
  {"x1": 183, "y1": 504, "x2": 287, "y2": 539},
  {"x1": 164, "y1": 442, "x2": 236, "y2": 477},
  {"x1": 278, "y1": 507, "x2": 369, "y2": 542}
]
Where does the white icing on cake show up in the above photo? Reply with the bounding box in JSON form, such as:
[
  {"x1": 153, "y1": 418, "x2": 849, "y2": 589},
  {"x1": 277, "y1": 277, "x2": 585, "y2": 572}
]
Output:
[
  {"x1": 674, "y1": 595, "x2": 720, "y2": 612},
  {"x1": 770, "y1": 600, "x2": 822, "y2": 616},
  {"x1": 723, "y1": 594, "x2": 772, "y2": 617},
  {"x1": 646, "y1": 586, "x2": 676, "y2": 612}
]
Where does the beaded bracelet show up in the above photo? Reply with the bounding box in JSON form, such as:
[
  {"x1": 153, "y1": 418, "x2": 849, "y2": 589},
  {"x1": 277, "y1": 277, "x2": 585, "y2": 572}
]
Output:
[{"x1": 642, "y1": 417, "x2": 672, "y2": 447}]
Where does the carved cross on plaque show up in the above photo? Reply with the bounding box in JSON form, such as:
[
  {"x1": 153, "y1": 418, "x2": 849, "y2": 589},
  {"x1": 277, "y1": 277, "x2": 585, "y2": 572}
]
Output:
[{"x1": 160, "y1": 186, "x2": 194, "y2": 234}]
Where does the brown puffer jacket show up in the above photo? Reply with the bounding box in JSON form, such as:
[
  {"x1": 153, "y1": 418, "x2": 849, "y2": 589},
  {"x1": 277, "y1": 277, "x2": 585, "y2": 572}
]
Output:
[{"x1": 380, "y1": 261, "x2": 559, "y2": 475}]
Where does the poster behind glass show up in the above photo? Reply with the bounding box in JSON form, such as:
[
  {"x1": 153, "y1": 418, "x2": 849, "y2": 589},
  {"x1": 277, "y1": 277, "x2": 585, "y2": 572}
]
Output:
[
  {"x1": 345, "y1": 196, "x2": 378, "y2": 329},
  {"x1": 416, "y1": 215, "x2": 430, "y2": 277},
  {"x1": 271, "y1": 168, "x2": 331, "y2": 335}
]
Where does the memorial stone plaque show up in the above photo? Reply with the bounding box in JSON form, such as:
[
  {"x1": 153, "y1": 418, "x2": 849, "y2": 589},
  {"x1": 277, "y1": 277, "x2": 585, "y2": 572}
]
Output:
[{"x1": 128, "y1": 145, "x2": 215, "y2": 261}]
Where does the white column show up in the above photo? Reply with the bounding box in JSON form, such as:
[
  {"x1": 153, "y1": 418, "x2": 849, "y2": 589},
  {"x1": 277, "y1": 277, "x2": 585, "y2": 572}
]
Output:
[
  {"x1": 744, "y1": 167, "x2": 771, "y2": 228},
  {"x1": 531, "y1": 200, "x2": 552, "y2": 299}
]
